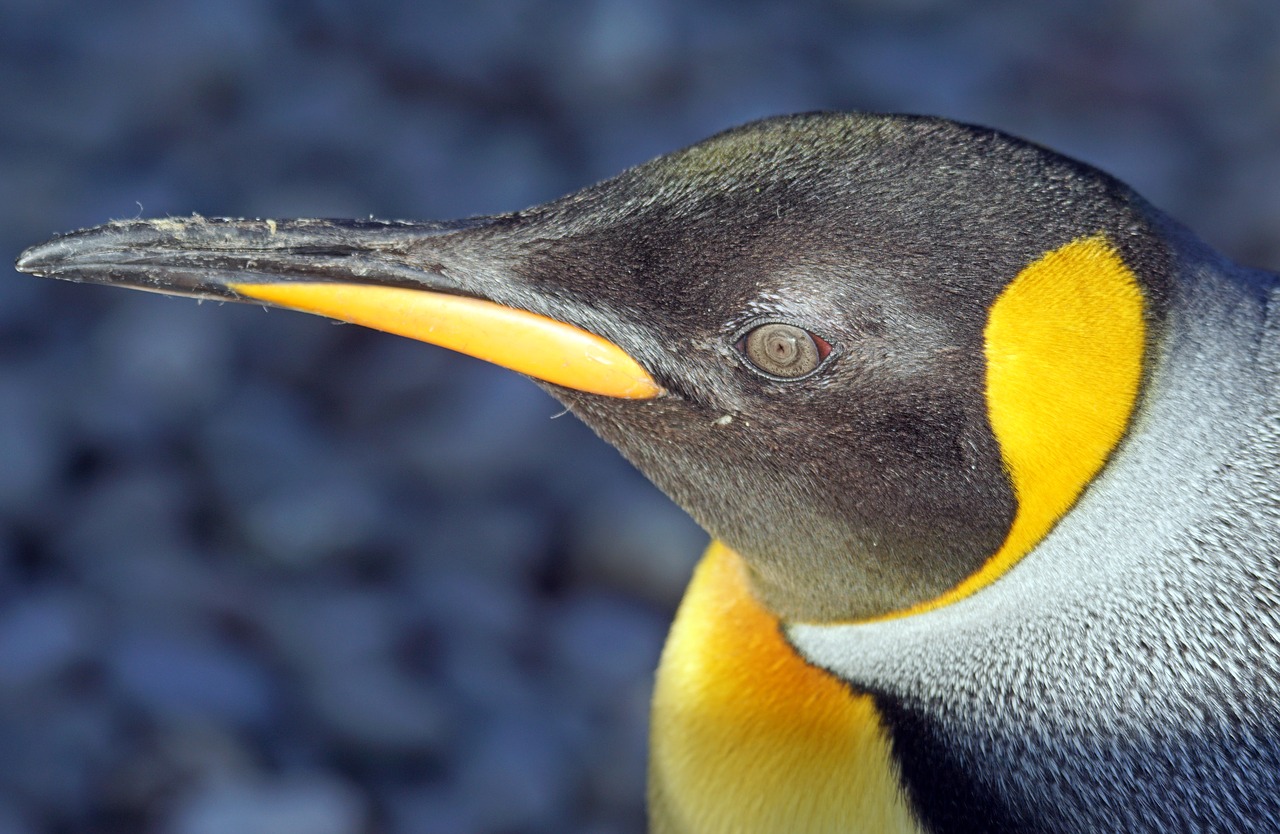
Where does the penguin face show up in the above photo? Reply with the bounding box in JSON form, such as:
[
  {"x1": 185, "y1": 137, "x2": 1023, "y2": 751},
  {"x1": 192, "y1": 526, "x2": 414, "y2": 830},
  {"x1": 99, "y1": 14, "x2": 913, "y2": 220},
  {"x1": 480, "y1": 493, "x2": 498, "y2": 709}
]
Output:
[
  {"x1": 15, "y1": 112, "x2": 1173, "y2": 622},
  {"x1": 512, "y1": 195, "x2": 1021, "y2": 623},
  {"x1": 492, "y1": 114, "x2": 1172, "y2": 621}
]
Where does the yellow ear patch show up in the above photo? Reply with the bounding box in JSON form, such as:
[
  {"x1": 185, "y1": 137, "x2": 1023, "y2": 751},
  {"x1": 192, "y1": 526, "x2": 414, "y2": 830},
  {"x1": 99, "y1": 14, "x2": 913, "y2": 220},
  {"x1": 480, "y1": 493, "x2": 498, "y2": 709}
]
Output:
[{"x1": 911, "y1": 234, "x2": 1146, "y2": 615}]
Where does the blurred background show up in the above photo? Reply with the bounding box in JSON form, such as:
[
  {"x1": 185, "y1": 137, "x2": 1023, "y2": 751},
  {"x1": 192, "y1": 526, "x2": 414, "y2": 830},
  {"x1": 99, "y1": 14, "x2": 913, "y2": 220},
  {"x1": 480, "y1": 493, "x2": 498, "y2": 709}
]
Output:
[{"x1": 3, "y1": 1, "x2": 1280, "y2": 832}]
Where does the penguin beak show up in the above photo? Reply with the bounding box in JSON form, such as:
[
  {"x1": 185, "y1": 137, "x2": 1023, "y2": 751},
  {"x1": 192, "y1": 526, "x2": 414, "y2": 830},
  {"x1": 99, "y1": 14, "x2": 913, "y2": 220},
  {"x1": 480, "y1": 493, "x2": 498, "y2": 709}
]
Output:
[{"x1": 15, "y1": 217, "x2": 664, "y2": 400}]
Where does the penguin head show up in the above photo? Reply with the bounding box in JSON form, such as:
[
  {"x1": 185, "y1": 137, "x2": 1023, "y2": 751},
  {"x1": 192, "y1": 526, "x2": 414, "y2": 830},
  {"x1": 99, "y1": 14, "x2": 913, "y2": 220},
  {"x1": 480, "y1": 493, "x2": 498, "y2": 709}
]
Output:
[{"x1": 16, "y1": 112, "x2": 1173, "y2": 621}]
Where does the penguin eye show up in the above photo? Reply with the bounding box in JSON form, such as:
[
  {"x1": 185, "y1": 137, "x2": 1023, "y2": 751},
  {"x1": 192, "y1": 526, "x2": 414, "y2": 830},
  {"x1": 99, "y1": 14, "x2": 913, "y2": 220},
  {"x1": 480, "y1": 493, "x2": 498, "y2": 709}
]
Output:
[{"x1": 739, "y1": 323, "x2": 831, "y2": 379}]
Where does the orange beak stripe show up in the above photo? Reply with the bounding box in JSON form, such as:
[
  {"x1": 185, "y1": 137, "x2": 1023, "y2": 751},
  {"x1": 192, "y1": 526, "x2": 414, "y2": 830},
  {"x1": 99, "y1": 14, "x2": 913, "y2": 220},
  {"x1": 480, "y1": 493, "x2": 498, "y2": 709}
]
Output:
[{"x1": 231, "y1": 282, "x2": 664, "y2": 399}]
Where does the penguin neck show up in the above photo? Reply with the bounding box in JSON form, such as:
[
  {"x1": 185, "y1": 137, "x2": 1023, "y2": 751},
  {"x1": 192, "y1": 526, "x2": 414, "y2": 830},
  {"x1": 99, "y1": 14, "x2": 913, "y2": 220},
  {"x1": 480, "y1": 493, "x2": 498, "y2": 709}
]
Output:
[
  {"x1": 788, "y1": 235, "x2": 1280, "y2": 689},
  {"x1": 776, "y1": 233, "x2": 1280, "y2": 834},
  {"x1": 649, "y1": 542, "x2": 926, "y2": 834}
]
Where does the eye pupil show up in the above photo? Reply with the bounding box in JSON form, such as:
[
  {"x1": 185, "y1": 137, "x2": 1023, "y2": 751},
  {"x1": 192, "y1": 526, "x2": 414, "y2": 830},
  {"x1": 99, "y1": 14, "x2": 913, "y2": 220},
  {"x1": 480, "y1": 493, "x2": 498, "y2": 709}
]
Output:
[{"x1": 742, "y1": 323, "x2": 825, "y2": 378}]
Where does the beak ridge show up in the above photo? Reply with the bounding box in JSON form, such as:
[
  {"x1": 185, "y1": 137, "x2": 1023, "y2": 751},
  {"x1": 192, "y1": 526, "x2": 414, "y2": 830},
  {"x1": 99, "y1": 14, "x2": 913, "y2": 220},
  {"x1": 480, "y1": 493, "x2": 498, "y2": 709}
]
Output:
[{"x1": 15, "y1": 216, "x2": 469, "y2": 299}]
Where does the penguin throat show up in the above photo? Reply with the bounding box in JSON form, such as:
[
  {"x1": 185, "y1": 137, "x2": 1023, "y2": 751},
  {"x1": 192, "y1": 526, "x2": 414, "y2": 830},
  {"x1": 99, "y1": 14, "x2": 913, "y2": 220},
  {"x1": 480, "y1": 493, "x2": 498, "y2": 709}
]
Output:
[{"x1": 650, "y1": 542, "x2": 924, "y2": 833}]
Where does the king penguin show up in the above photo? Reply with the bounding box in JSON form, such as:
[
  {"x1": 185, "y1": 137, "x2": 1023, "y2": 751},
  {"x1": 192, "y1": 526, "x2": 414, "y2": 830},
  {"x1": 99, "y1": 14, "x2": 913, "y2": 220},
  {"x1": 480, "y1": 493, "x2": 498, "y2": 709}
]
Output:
[{"x1": 15, "y1": 112, "x2": 1280, "y2": 833}]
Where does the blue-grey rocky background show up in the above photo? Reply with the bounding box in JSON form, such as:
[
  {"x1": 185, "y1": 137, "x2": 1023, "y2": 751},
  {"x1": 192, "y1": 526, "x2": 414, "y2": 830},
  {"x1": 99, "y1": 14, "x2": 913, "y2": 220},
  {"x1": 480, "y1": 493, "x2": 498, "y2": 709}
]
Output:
[{"x1": 3, "y1": 2, "x2": 1280, "y2": 832}]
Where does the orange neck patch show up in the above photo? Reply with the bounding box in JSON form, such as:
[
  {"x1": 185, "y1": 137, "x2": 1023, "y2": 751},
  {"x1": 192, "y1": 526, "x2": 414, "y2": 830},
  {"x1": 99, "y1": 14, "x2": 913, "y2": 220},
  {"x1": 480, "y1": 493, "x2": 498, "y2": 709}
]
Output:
[
  {"x1": 896, "y1": 234, "x2": 1147, "y2": 617},
  {"x1": 650, "y1": 542, "x2": 923, "y2": 834}
]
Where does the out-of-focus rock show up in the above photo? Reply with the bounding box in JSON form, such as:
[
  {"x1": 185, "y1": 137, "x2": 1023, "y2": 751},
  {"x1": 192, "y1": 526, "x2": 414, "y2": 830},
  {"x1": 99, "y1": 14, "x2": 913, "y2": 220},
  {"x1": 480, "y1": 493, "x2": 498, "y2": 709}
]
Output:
[{"x1": 165, "y1": 774, "x2": 368, "y2": 834}]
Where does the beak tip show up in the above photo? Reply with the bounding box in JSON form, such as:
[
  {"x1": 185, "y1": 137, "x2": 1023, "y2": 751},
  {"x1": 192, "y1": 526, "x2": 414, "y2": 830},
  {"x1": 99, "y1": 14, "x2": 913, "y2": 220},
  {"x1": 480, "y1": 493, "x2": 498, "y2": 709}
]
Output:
[
  {"x1": 15, "y1": 230, "x2": 93, "y2": 277},
  {"x1": 15, "y1": 241, "x2": 56, "y2": 275}
]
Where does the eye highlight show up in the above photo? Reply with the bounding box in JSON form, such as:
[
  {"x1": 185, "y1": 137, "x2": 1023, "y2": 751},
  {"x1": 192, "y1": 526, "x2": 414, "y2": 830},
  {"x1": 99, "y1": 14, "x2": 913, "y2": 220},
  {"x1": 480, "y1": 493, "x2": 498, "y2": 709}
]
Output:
[{"x1": 739, "y1": 322, "x2": 831, "y2": 379}]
